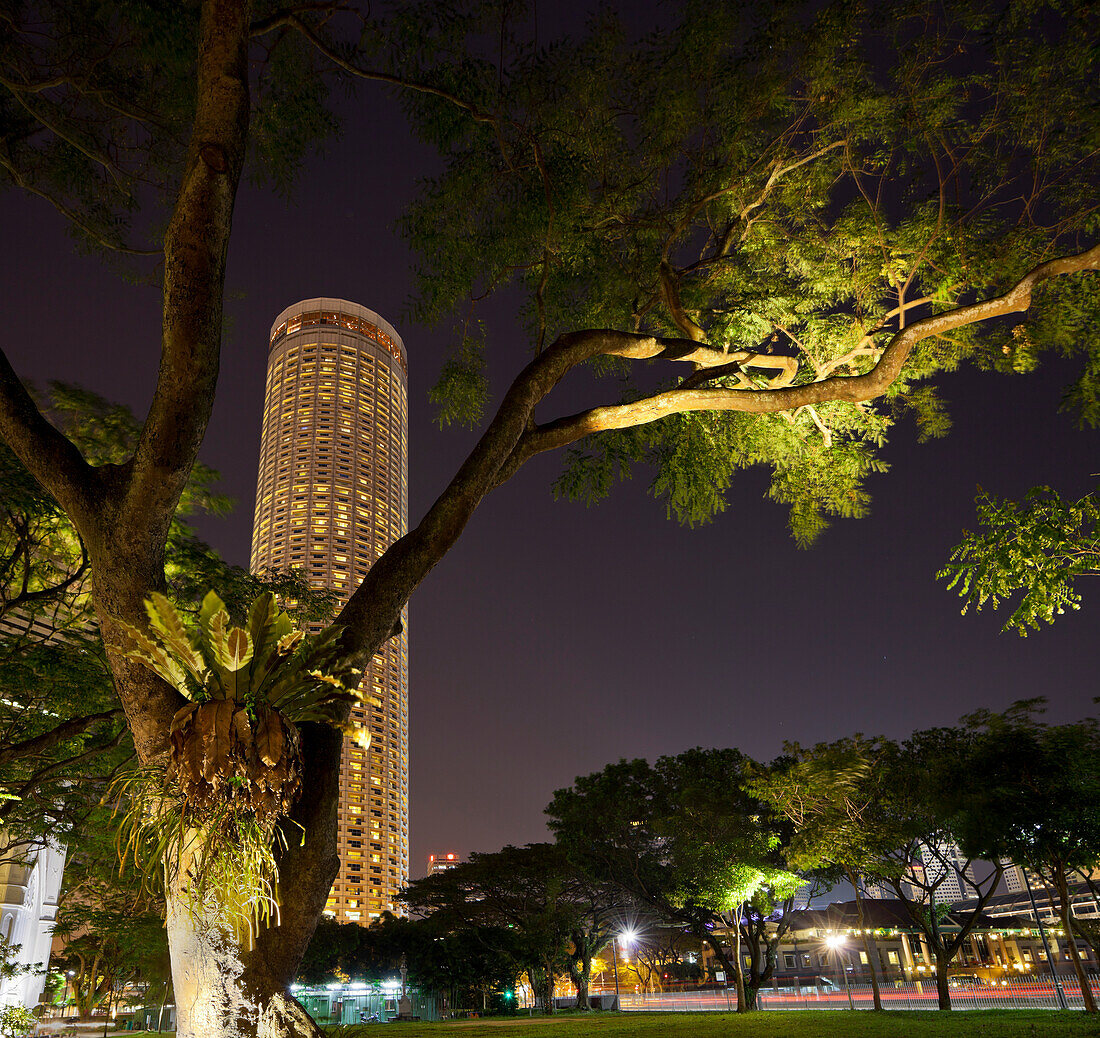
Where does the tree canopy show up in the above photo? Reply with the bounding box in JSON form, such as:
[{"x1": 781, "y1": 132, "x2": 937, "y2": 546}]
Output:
[{"x1": 546, "y1": 748, "x2": 800, "y2": 1011}]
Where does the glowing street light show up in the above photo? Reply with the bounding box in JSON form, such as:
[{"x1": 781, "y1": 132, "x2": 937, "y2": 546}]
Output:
[
  {"x1": 825, "y1": 934, "x2": 855, "y2": 1011},
  {"x1": 611, "y1": 929, "x2": 637, "y2": 1010}
]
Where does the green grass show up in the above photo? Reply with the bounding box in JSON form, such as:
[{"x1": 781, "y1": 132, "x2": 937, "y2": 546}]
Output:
[{"x1": 325, "y1": 1010, "x2": 1100, "y2": 1038}]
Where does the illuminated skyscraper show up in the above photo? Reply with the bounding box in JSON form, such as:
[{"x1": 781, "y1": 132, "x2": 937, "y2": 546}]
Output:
[{"x1": 251, "y1": 298, "x2": 409, "y2": 923}]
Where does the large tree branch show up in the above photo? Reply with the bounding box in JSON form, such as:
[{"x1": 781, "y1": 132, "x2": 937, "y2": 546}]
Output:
[
  {"x1": 0, "y1": 708, "x2": 124, "y2": 769},
  {"x1": 0, "y1": 349, "x2": 100, "y2": 528},
  {"x1": 501, "y1": 243, "x2": 1100, "y2": 477},
  {"x1": 275, "y1": 12, "x2": 500, "y2": 125},
  {"x1": 0, "y1": 149, "x2": 160, "y2": 256},
  {"x1": 119, "y1": 0, "x2": 250, "y2": 565},
  {"x1": 81, "y1": 0, "x2": 252, "y2": 765},
  {"x1": 332, "y1": 327, "x2": 720, "y2": 656},
  {"x1": 0, "y1": 726, "x2": 130, "y2": 819},
  {"x1": 330, "y1": 241, "x2": 1100, "y2": 661}
]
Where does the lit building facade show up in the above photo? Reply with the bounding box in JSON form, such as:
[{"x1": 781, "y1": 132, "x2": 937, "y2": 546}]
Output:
[
  {"x1": 251, "y1": 298, "x2": 409, "y2": 923},
  {"x1": 427, "y1": 852, "x2": 462, "y2": 876},
  {"x1": 0, "y1": 837, "x2": 66, "y2": 1010}
]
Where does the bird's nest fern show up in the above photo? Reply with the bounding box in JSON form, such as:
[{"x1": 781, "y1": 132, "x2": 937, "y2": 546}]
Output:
[{"x1": 111, "y1": 590, "x2": 373, "y2": 935}]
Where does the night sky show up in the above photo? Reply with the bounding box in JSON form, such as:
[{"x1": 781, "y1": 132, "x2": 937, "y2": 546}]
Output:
[{"x1": 2, "y1": 5, "x2": 1098, "y2": 881}]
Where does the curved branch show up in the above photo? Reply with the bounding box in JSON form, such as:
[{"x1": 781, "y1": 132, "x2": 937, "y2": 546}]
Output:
[
  {"x1": 330, "y1": 242, "x2": 1098, "y2": 708},
  {"x1": 0, "y1": 708, "x2": 124, "y2": 769},
  {"x1": 0, "y1": 150, "x2": 160, "y2": 256},
  {"x1": 0, "y1": 725, "x2": 130, "y2": 819},
  {"x1": 501, "y1": 243, "x2": 1100, "y2": 477},
  {"x1": 278, "y1": 13, "x2": 500, "y2": 125},
  {"x1": 0, "y1": 348, "x2": 100, "y2": 528}
]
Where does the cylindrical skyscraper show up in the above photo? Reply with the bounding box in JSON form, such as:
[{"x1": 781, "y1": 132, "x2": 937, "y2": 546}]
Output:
[{"x1": 251, "y1": 298, "x2": 409, "y2": 923}]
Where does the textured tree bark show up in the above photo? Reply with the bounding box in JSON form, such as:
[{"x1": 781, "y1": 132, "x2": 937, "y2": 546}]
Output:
[
  {"x1": 567, "y1": 939, "x2": 592, "y2": 1010},
  {"x1": 1054, "y1": 870, "x2": 1098, "y2": 1013},
  {"x1": 167, "y1": 891, "x2": 325, "y2": 1038},
  {"x1": 847, "y1": 874, "x2": 883, "y2": 1010},
  {"x1": 933, "y1": 949, "x2": 953, "y2": 1011}
]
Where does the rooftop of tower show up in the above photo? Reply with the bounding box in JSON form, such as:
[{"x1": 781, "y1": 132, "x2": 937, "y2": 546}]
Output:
[{"x1": 268, "y1": 297, "x2": 406, "y2": 372}]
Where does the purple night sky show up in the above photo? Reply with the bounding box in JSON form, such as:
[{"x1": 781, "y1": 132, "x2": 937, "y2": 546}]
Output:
[{"x1": 2, "y1": 7, "x2": 1098, "y2": 880}]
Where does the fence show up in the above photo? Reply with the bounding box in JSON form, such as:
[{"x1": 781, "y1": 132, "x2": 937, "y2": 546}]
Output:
[{"x1": 619, "y1": 974, "x2": 1099, "y2": 1012}]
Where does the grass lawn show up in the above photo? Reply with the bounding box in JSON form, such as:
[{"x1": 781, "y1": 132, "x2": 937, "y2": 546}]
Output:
[{"x1": 323, "y1": 1010, "x2": 1100, "y2": 1038}]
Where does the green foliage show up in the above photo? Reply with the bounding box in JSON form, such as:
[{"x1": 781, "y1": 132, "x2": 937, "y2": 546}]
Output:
[
  {"x1": 118, "y1": 590, "x2": 363, "y2": 729},
  {"x1": 401, "y1": 843, "x2": 603, "y2": 1009},
  {"x1": 547, "y1": 748, "x2": 800, "y2": 1008},
  {"x1": 428, "y1": 325, "x2": 489, "y2": 429},
  {"x1": 114, "y1": 591, "x2": 371, "y2": 933},
  {"x1": 0, "y1": 1005, "x2": 35, "y2": 1038},
  {"x1": 752, "y1": 736, "x2": 897, "y2": 882},
  {"x1": 300, "y1": 914, "x2": 519, "y2": 1012},
  {"x1": 50, "y1": 806, "x2": 170, "y2": 1021},
  {"x1": 948, "y1": 701, "x2": 1100, "y2": 879},
  {"x1": 0, "y1": 2, "x2": 339, "y2": 254},
  {"x1": 387, "y1": 0, "x2": 1099, "y2": 541},
  {"x1": 939, "y1": 485, "x2": 1100, "y2": 634}
]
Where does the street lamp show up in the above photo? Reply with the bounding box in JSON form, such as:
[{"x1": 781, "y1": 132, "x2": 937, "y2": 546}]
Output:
[
  {"x1": 610, "y1": 929, "x2": 637, "y2": 1011},
  {"x1": 825, "y1": 934, "x2": 856, "y2": 1010}
]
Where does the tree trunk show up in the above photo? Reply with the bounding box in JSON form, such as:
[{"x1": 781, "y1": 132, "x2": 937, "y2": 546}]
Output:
[
  {"x1": 920, "y1": 892, "x2": 952, "y2": 1011},
  {"x1": 848, "y1": 873, "x2": 883, "y2": 1010},
  {"x1": 525, "y1": 966, "x2": 553, "y2": 1015},
  {"x1": 1053, "y1": 869, "x2": 1098, "y2": 1012},
  {"x1": 731, "y1": 914, "x2": 748, "y2": 1013},
  {"x1": 569, "y1": 946, "x2": 592, "y2": 1010},
  {"x1": 934, "y1": 951, "x2": 953, "y2": 1011},
  {"x1": 166, "y1": 891, "x2": 323, "y2": 1038},
  {"x1": 573, "y1": 968, "x2": 590, "y2": 1010}
]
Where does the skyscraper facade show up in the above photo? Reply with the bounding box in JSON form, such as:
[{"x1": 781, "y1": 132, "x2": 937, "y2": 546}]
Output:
[{"x1": 251, "y1": 297, "x2": 409, "y2": 923}]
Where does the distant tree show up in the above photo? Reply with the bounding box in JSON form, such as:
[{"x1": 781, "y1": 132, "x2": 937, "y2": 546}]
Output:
[
  {"x1": 51, "y1": 808, "x2": 170, "y2": 1021},
  {"x1": 941, "y1": 486, "x2": 1100, "y2": 635},
  {"x1": 865, "y1": 729, "x2": 1006, "y2": 1010},
  {"x1": 630, "y1": 925, "x2": 702, "y2": 993},
  {"x1": 753, "y1": 737, "x2": 891, "y2": 1010},
  {"x1": 377, "y1": 916, "x2": 521, "y2": 1016},
  {"x1": 1, "y1": 1, "x2": 1097, "y2": 1032},
  {"x1": 402, "y1": 843, "x2": 601, "y2": 1013},
  {"x1": 296, "y1": 920, "x2": 370, "y2": 986},
  {"x1": 948, "y1": 702, "x2": 1100, "y2": 1012},
  {"x1": 547, "y1": 748, "x2": 800, "y2": 1012}
]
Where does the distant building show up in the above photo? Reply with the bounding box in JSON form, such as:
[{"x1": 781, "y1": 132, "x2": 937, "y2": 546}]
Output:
[
  {"x1": 861, "y1": 877, "x2": 894, "y2": 900},
  {"x1": 919, "y1": 840, "x2": 977, "y2": 903},
  {"x1": 0, "y1": 839, "x2": 66, "y2": 1010},
  {"x1": 251, "y1": 298, "x2": 409, "y2": 924},
  {"x1": 1000, "y1": 859, "x2": 1028, "y2": 895},
  {"x1": 427, "y1": 853, "x2": 462, "y2": 876}
]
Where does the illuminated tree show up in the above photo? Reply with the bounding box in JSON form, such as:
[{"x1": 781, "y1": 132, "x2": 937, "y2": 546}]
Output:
[
  {"x1": 754, "y1": 738, "x2": 891, "y2": 1010},
  {"x1": 547, "y1": 749, "x2": 801, "y2": 1012},
  {"x1": 942, "y1": 486, "x2": 1100, "y2": 634}
]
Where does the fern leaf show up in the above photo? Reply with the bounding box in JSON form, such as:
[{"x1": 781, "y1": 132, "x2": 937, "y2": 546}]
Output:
[
  {"x1": 145, "y1": 592, "x2": 206, "y2": 684},
  {"x1": 117, "y1": 621, "x2": 188, "y2": 693}
]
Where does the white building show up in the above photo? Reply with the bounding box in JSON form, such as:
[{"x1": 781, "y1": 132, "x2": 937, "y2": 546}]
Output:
[
  {"x1": 0, "y1": 839, "x2": 66, "y2": 1010},
  {"x1": 918, "y1": 840, "x2": 977, "y2": 903}
]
